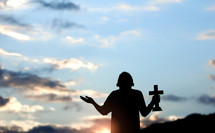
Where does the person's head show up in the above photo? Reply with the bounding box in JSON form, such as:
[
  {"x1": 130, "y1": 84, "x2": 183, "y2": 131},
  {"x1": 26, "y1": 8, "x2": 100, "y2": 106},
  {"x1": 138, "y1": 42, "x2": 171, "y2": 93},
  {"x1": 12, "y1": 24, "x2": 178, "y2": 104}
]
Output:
[{"x1": 116, "y1": 72, "x2": 134, "y2": 90}]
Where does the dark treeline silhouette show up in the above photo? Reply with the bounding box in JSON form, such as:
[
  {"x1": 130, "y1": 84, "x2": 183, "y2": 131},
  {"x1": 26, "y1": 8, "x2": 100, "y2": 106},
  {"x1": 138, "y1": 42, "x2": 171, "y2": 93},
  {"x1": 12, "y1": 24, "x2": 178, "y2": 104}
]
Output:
[{"x1": 141, "y1": 112, "x2": 215, "y2": 132}]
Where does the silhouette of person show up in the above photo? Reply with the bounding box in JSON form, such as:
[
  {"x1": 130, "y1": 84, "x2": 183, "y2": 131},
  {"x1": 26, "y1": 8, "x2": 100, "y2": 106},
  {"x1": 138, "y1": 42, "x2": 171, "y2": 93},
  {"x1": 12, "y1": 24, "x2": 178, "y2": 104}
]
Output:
[{"x1": 80, "y1": 72, "x2": 160, "y2": 133}]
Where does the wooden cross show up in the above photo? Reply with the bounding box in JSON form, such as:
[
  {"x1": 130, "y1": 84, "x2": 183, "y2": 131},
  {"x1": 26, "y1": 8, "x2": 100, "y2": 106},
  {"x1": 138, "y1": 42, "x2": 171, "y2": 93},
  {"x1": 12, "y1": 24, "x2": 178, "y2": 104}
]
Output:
[{"x1": 149, "y1": 85, "x2": 164, "y2": 111}]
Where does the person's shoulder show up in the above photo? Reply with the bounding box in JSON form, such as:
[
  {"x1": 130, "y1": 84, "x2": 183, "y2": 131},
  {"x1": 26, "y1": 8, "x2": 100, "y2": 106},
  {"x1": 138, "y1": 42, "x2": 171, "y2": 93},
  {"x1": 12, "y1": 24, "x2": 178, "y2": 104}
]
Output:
[
  {"x1": 108, "y1": 90, "x2": 119, "y2": 96},
  {"x1": 131, "y1": 89, "x2": 143, "y2": 95},
  {"x1": 131, "y1": 89, "x2": 142, "y2": 93},
  {"x1": 111, "y1": 90, "x2": 120, "y2": 94}
]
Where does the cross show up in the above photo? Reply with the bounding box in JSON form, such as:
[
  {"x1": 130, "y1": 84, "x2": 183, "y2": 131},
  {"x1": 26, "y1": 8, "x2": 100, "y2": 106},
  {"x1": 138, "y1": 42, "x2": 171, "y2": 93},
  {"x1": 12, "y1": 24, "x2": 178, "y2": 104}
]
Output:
[{"x1": 149, "y1": 85, "x2": 164, "y2": 111}]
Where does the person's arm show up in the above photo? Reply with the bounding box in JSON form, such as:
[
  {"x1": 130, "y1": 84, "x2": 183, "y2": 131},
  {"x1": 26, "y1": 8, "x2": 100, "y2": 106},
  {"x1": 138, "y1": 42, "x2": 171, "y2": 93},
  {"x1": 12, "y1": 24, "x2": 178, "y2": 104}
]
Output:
[
  {"x1": 80, "y1": 96, "x2": 109, "y2": 115},
  {"x1": 139, "y1": 93, "x2": 160, "y2": 117}
]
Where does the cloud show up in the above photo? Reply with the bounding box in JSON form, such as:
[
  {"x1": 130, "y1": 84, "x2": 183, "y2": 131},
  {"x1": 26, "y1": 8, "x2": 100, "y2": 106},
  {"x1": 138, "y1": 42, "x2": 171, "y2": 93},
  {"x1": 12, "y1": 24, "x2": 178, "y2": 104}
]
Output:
[
  {"x1": 92, "y1": 29, "x2": 143, "y2": 48},
  {"x1": 114, "y1": 4, "x2": 159, "y2": 12},
  {"x1": 0, "y1": 24, "x2": 32, "y2": 41},
  {"x1": 0, "y1": 97, "x2": 44, "y2": 113},
  {"x1": 88, "y1": 0, "x2": 183, "y2": 13},
  {"x1": 0, "y1": 114, "x2": 183, "y2": 133},
  {"x1": 63, "y1": 36, "x2": 84, "y2": 44},
  {"x1": 154, "y1": 0, "x2": 182, "y2": 4},
  {"x1": 197, "y1": 94, "x2": 215, "y2": 106},
  {"x1": 24, "y1": 94, "x2": 73, "y2": 103},
  {"x1": 0, "y1": 14, "x2": 30, "y2": 27},
  {"x1": 0, "y1": 23, "x2": 53, "y2": 41},
  {"x1": 0, "y1": 67, "x2": 107, "y2": 103},
  {"x1": 207, "y1": 75, "x2": 215, "y2": 81},
  {"x1": 209, "y1": 59, "x2": 215, "y2": 68},
  {"x1": 140, "y1": 112, "x2": 182, "y2": 128},
  {"x1": 0, "y1": 67, "x2": 73, "y2": 102},
  {"x1": 0, "y1": 0, "x2": 29, "y2": 10},
  {"x1": 0, "y1": 120, "x2": 42, "y2": 132},
  {"x1": 162, "y1": 94, "x2": 187, "y2": 102},
  {"x1": 34, "y1": 0, "x2": 80, "y2": 11},
  {"x1": 206, "y1": 5, "x2": 215, "y2": 11},
  {"x1": 0, "y1": 116, "x2": 110, "y2": 133},
  {"x1": 43, "y1": 57, "x2": 101, "y2": 71},
  {"x1": 0, "y1": 96, "x2": 10, "y2": 107},
  {"x1": 0, "y1": 67, "x2": 65, "y2": 90},
  {"x1": 196, "y1": 30, "x2": 215, "y2": 40},
  {"x1": 0, "y1": 125, "x2": 25, "y2": 133},
  {"x1": 120, "y1": 30, "x2": 143, "y2": 36},
  {"x1": 52, "y1": 19, "x2": 85, "y2": 32},
  {"x1": 0, "y1": 48, "x2": 22, "y2": 57},
  {"x1": 88, "y1": 4, "x2": 159, "y2": 12}
]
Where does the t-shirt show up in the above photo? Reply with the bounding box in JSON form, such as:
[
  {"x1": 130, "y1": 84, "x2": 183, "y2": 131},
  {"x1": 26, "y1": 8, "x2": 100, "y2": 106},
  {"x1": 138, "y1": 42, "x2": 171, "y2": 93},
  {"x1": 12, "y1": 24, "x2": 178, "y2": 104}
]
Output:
[{"x1": 102, "y1": 89, "x2": 147, "y2": 133}]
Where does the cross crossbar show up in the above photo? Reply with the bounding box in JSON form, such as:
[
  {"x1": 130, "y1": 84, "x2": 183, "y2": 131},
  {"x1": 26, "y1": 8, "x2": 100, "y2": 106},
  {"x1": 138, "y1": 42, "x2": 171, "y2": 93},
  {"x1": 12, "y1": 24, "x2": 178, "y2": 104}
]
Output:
[{"x1": 149, "y1": 85, "x2": 163, "y2": 95}]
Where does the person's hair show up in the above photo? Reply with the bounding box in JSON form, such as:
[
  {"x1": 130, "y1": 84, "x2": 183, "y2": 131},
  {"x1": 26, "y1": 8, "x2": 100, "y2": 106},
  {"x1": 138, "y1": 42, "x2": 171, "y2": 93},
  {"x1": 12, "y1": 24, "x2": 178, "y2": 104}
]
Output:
[{"x1": 116, "y1": 72, "x2": 134, "y2": 87}]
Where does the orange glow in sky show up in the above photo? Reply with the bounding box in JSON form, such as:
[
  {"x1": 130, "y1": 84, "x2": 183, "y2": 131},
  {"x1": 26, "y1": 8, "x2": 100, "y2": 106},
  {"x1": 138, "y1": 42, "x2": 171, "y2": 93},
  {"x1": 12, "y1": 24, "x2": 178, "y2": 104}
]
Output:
[{"x1": 96, "y1": 128, "x2": 110, "y2": 133}]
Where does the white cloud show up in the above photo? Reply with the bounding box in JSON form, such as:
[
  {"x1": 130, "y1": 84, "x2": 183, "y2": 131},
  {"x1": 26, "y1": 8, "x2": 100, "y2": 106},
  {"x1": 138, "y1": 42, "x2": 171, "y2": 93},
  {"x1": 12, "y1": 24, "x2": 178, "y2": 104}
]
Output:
[
  {"x1": 206, "y1": 5, "x2": 215, "y2": 11},
  {"x1": 1, "y1": 120, "x2": 42, "y2": 132},
  {"x1": 88, "y1": 4, "x2": 159, "y2": 12},
  {"x1": 140, "y1": 112, "x2": 183, "y2": 128},
  {"x1": 0, "y1": 0, "x2": 29, "y2": 10},
  {"x1": 0, "y1": 24, "x2": 32, "y2": 41},
  {"x1": 196, "y1": 30, "x2": 215, "y2": 40},
  {"x1": 155, "y1": 0, "x2": 182, "y2": 3},
  {"x1": 97, "y1": 36, "x2": 116, "y2": 48},
  {"x1": 0, "y1": 48, "x2": 22, "y2": 56},
  {"x1": 92, "y1": 29, "x2": 143, "y2": 48},
  {"x1": 64, "y1": 36, "x2": 84, "y2": 44},
  {"x1": 115, "y1": 4, "x2": 159, "y2": 12},
  {"x1": 0, "y1": 97, "x2": 44, "y2": 113},
  {"x1": 209, "y1": 59, "x2": 215, "y2": 68},
  {"x1": 120, "y1": 30, "x2": 142, "y2": 36},
  {"x1": 87, "y1": 0, "x2": 183, "y2": 13},
  {"x1": 63, "y1": 80, "x2": 78, "y2": 87},
  {"x1": 76, "y1": 90, "x2": 108, "y2": 98},
  {"x1": 0, "y1": 24, "x2": 53, "y2": 41},
  {"x1": 43, "y1": 57, "x2": 101, "y2": 71}
]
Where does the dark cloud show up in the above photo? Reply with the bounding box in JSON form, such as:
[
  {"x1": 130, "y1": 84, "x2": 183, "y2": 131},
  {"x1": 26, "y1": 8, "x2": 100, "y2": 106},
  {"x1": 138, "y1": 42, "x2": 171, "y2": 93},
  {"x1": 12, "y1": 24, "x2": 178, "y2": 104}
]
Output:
[
  {"x1": 0, "y1": 95, "x2": 10, "y2": 107},
  {"x1": 28, "y1": 125, "x2": 79, "y2": 133},
  {"x1": 0, "y1": 125, "x2": 25, "y2": 133},
  {"x1": 0, "y1": 67, "x2": 73, "y2": 103},
  {"x1": 197, "y1": 94, "x2": 215, "y2": 106},
  {"x1": 25, "y1": 93, "x2": 72, "y2": 103},
  {"x1": 207, "y1": 74, "x2": 215, "y2": 81},
  {"x1": 34, "y1": 0, "x2": 80, "y2": 11},
  {"x1": 0, "y1": 14, "x2": 29, "y2": 27},
  {"x1": 52, "y1": 19, "x2": 85, "y2": 31},
  {"x1": 63, "y1": 102, "x2": 82, "y2": 111},
  {"x1": 162, "y1": 94, "x2": 187, "y2": 102},
  {"x1": 0, "y1": 117, "x2": 110, "y2": 133},
  {"x1": 0, "y1": 67, "x2": 65, "y2": 90}
]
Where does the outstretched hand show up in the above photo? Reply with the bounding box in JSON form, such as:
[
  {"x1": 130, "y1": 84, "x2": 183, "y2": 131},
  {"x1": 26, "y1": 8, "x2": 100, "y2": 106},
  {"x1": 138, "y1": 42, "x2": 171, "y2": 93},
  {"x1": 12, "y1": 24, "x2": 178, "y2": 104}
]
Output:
[{"x1": 80, "y1": 96, "x2": 95, "y2": 104}]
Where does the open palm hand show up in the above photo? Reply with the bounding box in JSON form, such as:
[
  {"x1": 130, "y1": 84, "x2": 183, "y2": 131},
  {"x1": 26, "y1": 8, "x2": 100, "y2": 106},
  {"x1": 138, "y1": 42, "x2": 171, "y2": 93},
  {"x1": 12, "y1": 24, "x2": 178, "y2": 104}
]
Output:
[{"x1": 80, "y1": 96, "x2": 95, "y2": 104}]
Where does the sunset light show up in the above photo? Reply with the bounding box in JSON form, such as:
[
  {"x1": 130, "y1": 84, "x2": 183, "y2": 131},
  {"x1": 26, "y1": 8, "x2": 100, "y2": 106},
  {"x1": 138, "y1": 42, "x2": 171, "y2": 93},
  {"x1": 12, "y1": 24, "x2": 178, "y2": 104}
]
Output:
[
  {"x1": 0, "y1": 0, "x2": 215, "y2": 133},
  {"x1": 96, "y1": 128, "x2": 110, "y2": 133}
]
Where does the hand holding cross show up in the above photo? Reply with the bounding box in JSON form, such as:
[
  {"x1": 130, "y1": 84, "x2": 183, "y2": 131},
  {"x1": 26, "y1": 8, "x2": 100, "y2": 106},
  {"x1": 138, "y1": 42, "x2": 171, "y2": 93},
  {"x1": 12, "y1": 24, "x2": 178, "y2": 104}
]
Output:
[{"x1": 149, "y1": 85, "x2": 164, "y2": 111}]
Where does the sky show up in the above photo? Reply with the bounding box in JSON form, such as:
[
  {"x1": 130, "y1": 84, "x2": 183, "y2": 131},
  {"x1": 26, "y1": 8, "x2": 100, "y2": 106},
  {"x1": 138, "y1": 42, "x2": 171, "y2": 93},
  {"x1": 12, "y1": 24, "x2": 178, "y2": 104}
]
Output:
[{"x1": 0, "y1": 0, "x2": 215, "y2": 132}]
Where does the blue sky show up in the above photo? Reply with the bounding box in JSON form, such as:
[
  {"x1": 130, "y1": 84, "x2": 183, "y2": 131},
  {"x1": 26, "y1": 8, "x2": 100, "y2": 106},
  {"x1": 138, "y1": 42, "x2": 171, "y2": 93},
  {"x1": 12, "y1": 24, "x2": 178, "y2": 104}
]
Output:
[{"x1": 0, "y1": 0, "x2": 215, "y2": 132}]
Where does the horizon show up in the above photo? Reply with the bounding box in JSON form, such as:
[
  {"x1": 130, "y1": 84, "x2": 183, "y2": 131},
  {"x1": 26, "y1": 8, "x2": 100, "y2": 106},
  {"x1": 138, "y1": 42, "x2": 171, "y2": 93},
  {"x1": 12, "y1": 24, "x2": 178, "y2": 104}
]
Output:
[{"x1": 0, "y1": 0, "x2": 215, "y2": 133}]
